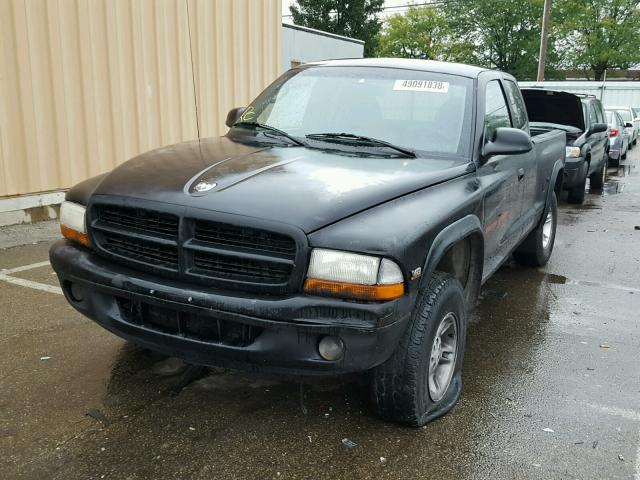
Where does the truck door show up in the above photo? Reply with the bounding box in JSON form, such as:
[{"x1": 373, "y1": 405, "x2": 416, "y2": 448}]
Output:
[
  {"x1": 593, "y1": 102, "x2": 608, "y2": 166},
  {"x1": 477, "y1": 79, "x2": 529, "y2": 275},
  {"x1": 503, "y1": 80, "x2": 539, "y2": 231}
]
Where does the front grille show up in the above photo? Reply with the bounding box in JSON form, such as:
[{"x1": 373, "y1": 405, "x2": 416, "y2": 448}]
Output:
[
  {"x1": 89, "y1": 202, "x2": 301, "y2": 293},
  {"x1": 96, "y1": 205, "x2": 179, "y2": 238},
  {"x1": 194, "y1": 220, "x2": 296, "y2": 258},
  {"x1": 101, "y1": 232, "x2": 179, "y2": 270},
  {"x1": 117, "y1": 298, "x2": 262, "y2": 347},
  {"x1": 192, "y1": 251, "x2": 292, "y2": 283}
]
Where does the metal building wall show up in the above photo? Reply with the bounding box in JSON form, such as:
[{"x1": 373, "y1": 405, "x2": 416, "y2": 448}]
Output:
[
  {"x1": 519, "y1": 81, "x2": 640, "y2": 108},
  {"x1": 0, "y1": 0, "x2": 282, "y2": 198},
  {"x1": 281, "y1": 24, "x2": 364, "y2": 73}
]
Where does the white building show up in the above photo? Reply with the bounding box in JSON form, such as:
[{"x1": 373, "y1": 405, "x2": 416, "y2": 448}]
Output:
[{"x1": 282, "y1": 23, "x2": 364, "y2": 72}]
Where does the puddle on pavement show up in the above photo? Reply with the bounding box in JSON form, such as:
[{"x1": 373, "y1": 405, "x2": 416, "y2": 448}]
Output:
[{"x1": 603, "y1": 178, "x2": 625, "y2": 195}]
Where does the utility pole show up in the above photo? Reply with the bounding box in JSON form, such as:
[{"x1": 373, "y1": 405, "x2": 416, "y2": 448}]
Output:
[{"x1": 537, "y1": 0, "x2": 553, "y2": 81}]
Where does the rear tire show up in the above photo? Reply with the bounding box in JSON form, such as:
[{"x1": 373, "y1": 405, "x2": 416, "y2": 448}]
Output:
[
  {"x1": 514, "y1": 192, "x2": 557, "y2": 267},
  {"x1": 371, "y1": 272, "x2": 466, "y2": 427}
]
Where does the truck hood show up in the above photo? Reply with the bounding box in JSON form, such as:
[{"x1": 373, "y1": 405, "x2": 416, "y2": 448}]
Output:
[
  {"x1": 521, "y1": 89, "x2": 585, "y2": 132},
  {"x1": 94, "y1": 136, "x2": 471, "y2": 233}
]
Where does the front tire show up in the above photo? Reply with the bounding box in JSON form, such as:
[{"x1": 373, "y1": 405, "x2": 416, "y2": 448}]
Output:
[
  {"x1": 589, "y1": 159, "x2": 606, "y2": 190},
  {"x1": 567, "y1": 161, "x2": 587, "y2": 204},
  {"x1": 514, "y1": 192, "x2": 558, "y2": 267},
  {"x1": 371, "y1": 272, "x2": 467, "y2": 427}
]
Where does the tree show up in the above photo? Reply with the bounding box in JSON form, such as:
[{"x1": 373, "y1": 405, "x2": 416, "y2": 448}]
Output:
[
  {"x1": 446, "y1": 0, "x2": 561, "y2": 80},
  {"x1": 290, "y1": 0, "x2": 384, "y2": 57},
  {"x1": 554, "y1": 0, "x2": 640, "y2": 80},
  {"x1": 375, "y1": 7, "x2": 473, "y2": 61}
]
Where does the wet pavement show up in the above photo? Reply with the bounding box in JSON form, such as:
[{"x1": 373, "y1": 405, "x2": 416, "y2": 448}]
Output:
[{"x1": 1, "y1": 153, "x2": 640, "y2": 480}]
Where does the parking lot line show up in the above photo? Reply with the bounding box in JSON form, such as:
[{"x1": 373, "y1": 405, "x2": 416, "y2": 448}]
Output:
[
  {"x1": 1, "y1": 260, "x2": 52, "y2": 274},
  {"x1": 0, "y1": 272, "x2": 62, "y2": 295}
]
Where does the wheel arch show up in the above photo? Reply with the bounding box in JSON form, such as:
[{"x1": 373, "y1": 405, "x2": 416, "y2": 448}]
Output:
[
  {"x1": 420, "y1": 215, "x2": 484, "y2": 309},
  {"x1": 548, "y1": 158, "x2": 565, "y2": 206}
]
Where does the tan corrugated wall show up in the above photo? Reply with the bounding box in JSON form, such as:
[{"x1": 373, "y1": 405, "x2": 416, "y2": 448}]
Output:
[{"x1": 0, "y1": 0, "x2": 282, "y2": 197}]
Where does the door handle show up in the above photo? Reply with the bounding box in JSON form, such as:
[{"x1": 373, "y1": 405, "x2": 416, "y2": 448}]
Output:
[{"x1": 517, "y1": 168, "x2": 525, "y2": 181}]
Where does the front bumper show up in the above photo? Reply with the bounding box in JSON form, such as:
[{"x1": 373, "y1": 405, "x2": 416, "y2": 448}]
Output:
[
  {"x1": 563, "y1": 156, "x2": 585, "y2": 188},
  {"x1": 50, "y1": 240, "x2": 411, "y2": 375}
]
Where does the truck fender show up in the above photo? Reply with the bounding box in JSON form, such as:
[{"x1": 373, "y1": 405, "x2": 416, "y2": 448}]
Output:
[
  {"x1": 546, "y1": 158, "x2": 565, "y2": 209},
  {"x1": 419, "y1": 214, "x2": 484, "y2": 307}
]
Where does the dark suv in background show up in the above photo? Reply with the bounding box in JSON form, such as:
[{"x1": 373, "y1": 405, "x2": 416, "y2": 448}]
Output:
[{"x1": 522, "y1": 90, "x2": 609, "y2": 204}]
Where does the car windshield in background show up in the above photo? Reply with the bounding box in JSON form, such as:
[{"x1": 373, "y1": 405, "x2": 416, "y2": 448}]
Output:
[
  {"x1": 616, "y1": 109, "x2": 632, "y2": 122},
  {"x1": 235, "y1": 66, "x2": 474, "y2": 158}
]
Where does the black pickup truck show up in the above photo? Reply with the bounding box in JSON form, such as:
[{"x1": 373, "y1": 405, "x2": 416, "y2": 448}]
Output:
[
  {"x1": 50, "y1": 59, "x2": 566, "y2": 426},
  {"x1": 521, "y1": 89, "x2": 609, "y2": 204}
]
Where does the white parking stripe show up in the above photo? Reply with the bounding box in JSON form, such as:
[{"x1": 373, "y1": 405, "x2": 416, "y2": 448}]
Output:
[
  {"x1": 0, "y1": 272, "x2": 62, "y2": 295},
  {"x1": 587, "y1": 403, "x2": 640, "y2": 422},
  {"x1": 1, "y1": 260, "x2": 51, "y2": 274}
]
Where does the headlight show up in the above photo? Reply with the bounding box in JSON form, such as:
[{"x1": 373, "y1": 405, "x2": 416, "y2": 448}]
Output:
[
  {"x1": 566, "y1": 147, "x2": 581, "y2": 158},
  {"x1": 60, "y1": 201, "x2": 91, "y2": 248},
  {"x1": 303, "y1": 248, "x2": 404, "y2": 301}
]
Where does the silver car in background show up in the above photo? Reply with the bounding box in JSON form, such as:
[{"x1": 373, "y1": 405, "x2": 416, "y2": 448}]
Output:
[
  {"x1": 606, "y1": 106, "x2": 637, "y2": 146},
  {"x1": 605, "y1": 109, "x2": 630, "y2": 166}
]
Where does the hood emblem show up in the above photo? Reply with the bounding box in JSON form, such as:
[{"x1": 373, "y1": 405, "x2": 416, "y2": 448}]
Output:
[{"x1": 193, "y1": 181, "x2": 217, "y2": 193}]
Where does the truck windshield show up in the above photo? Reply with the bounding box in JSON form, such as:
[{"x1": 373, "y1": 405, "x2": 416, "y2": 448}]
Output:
[{"x1": 235, "y1": 66, "x2": 474, "y2": 158}]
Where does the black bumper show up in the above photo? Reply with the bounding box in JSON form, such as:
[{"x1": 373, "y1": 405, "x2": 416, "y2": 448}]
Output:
[
  {"x1": 50, "y1": 240, "x2": 411, "y2": 375},
  {"x1": 563, "y1": 156, "x2": 585, "y2": 189}
]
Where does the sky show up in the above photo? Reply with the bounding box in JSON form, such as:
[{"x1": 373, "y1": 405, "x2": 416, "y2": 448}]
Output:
[{"x1": 281, "y1": 0, "x2": 422, "y2": 24}]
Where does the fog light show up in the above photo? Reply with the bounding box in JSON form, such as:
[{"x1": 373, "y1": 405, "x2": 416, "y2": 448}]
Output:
[
  {"x1": 66, "y1": 281, "x2": 84, "y2": 303},
  {"x1": 318, "y1": 336, "x2": 344, "y2": 361}
]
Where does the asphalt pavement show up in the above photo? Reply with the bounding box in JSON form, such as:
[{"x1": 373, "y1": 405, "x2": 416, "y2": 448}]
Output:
[{"x1": 1, "y1": 152, "x2": 639, "y2": 479}]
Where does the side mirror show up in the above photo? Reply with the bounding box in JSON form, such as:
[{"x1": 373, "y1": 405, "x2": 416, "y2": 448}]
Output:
[
  {"x1": 225, "y1": 107, "x2": 246, "y2": 128},
  {"x1": 590, "y1": 122, "x2": 608, "y2": 134},
  {"x1": 624, "y1": 122, "x2": 633, "y2": 128},
  {"x1": 482, "y1": 127, "x2": 533, "y2": 160}
]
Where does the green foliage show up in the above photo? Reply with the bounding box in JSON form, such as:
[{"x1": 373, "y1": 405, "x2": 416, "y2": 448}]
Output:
[
  {"x1": 373, "y1": 1, "x2": 560, "y2": 80},
  {"x1": 554, "y1": 0, "x2": 640, "y2": 80},
  {"x1": 446, "y1": 0, "x2": 558, "y2": 80},
  {"x1": 290, "y1": 0, "x2": 384, "y2": 57},
  {"x1": 375, "y1": 7, "x2": 474, "y2": 61}
]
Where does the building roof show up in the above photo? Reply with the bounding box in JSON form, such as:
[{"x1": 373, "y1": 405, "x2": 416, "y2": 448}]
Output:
[
  {"x1": 282, "y1": 23, "x2": 365, "y2": 45},
  {"x1": 303, "y1": 58, "x2": 491, "y2": 78}
]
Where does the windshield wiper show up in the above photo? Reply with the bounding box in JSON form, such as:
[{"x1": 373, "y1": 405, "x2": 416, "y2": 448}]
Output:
[
  {"x1": 305, "y1": 132, "x2": 416, "y2": 158},
  {"x1": 233, "y1": 122, "x2": 306, "y2": 147}
]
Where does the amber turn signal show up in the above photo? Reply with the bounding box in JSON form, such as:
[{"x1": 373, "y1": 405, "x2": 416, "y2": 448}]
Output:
[
  {"x1": 61, "y1": 225, "x2": 92, "y2": 249},
  {"x1": 303, "y1": 278, "x2": 404, "y2": 301}
]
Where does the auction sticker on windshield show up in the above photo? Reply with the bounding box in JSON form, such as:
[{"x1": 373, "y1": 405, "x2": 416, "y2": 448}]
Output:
[{"x1": 393, "y1": 80, "x2": 449, "y2": 93}]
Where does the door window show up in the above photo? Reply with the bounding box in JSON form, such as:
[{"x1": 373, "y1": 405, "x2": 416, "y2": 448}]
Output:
[
  {"x1": 503, "y1": 80, "x2": 528, "y2": 130},
  {"x1": 595, "y1": 103, "x2": 605, "y2": 124},
  {"x1": 588, "y1": 104, "x2": 598, "y2": 128},
  {"x1": 484, "y1": 80, "x2": 512, "y2": 142}
]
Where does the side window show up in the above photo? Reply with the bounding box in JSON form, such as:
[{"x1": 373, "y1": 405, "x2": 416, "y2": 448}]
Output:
[
  {"x1": 588, "y1": 103, "x2": 598, "y2": 128},
  {"x1": 503, "y1": 80, "x2": 528, "y2": 130},
  {"x1": 595, "y1": 103, "x2": 605, "y2": 124},
  {"x1": 484, "y1": 80, "x2": 512, "y2": 142}
]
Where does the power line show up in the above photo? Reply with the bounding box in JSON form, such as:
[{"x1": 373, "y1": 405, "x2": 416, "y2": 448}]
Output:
[{"x1": 282, "y1": 0, "x2": 468, "y2": 17}]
